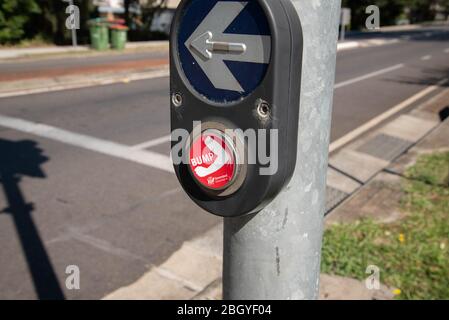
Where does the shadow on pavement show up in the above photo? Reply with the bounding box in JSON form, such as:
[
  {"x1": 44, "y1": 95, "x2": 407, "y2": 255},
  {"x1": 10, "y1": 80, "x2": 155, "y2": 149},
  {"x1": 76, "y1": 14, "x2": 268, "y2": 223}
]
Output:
[
  {"x1": 385, "y1": 67, "x2": 449, "y2": 88},
  {"x1": 440, "y1": 106, "x2": 449, "y2": 121},
  {"x1": 346, "y1": 26, "x2": 449, "y2": 42},
  {"x1": 0, "y1": 139, "x2": 65, "y2": 300}
]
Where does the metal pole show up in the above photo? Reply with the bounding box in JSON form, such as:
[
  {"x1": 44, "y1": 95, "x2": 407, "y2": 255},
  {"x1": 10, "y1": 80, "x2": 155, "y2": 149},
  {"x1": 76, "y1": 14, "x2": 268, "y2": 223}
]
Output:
[
  {"x1": 339, "y1": 8, "x2": 345, "y2": 41},
  {"x1": 223, "y1": 0, "x2": 341, "y2": 300},
  {"x1": 69, "y1": 0, "x2": 78, "y2": 47},
  {"x1": 340, "y1": 24, "x2": 345, "y2": 41},
  {"x1": 72, "y1": 29, "x2": 78, "y2": 48}
]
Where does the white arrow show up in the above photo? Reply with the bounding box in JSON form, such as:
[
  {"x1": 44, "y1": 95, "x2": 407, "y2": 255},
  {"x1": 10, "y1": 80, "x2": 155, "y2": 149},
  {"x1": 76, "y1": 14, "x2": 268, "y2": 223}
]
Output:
[
  {"x1": 185, "y1": 1, "x2": 271, "y2": 93},
  {"x1": 190, "y1": 31, "x2": 247, "y2": 60}
]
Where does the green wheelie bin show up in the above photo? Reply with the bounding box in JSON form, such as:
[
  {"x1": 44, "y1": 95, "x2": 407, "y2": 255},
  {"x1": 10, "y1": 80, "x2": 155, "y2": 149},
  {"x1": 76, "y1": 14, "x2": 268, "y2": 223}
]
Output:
[
  {"x1": 110, "y1": 25, "x2": 128, "y2": 50},
  {"x1": 89, "y1": 20, "x2": 109, "y2": 50}
]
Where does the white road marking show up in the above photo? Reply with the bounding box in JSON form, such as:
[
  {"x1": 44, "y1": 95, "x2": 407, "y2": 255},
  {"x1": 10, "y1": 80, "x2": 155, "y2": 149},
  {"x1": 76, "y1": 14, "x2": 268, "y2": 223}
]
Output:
[
  {"x1": 334, "y1": 64, "x2": 404, "y2": 89},
  {"x1": 0, "y1": 114, "x2": 174, "y2": 173},
  {"x1": 337, "y1": 41, "x2": 360, "y2": 51},
  {"x1": 330, "y1": 78, "x2": 449, "y2": 152},
  {"x1": 421, "y1": 55, "x2": 432, "y2": 61},
  {"x1": 131, "y1": 134, "x2": 171, "y2": 150},
  {"x1": 359, "y1": 38, "x2": 400, "y2": 48},
  {"x1": 48, "y1": 228, "x2": 147, "y2": 262}
]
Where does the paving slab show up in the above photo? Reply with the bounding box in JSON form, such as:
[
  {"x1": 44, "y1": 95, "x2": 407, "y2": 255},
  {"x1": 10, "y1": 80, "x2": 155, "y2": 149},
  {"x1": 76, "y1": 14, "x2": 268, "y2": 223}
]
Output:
[
  {"x1": 410, "y1": 88, "x2": 449, "y2": 122},
  {"x1": 326, "y1": 172, "x2": 405, "y2": 226},
  {"x1": 326, "y1": 167, "x2": 361, "y2": 194},
  {"x1": 104, "y1": 268, "x2": 198, "y2": 300},
  {"x1": 379, "y1": 114, "x2": 437, "y2": 142},
  {"x1": 193, "y1": 273, "x2": 395, "y2": 300},
  {"x1": 329, "y1": 150, "x2": 389, "y2": 183},
  {"x1": 388, "y1": 118, "x2": 449, "y2": 176},
  {"x1": 319, "y1": 274, "x2": 394, "y2": 300}
]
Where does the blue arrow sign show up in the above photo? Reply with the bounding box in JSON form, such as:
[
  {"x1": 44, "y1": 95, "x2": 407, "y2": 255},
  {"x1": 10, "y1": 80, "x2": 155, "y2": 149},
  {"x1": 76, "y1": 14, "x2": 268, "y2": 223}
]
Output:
[{"x1": 177, "y1": 0, "x2": 272, "y2": 103}]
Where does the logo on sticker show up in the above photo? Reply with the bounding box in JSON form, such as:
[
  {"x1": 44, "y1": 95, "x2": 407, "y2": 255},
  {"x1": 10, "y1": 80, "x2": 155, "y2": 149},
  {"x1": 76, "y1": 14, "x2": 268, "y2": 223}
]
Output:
[{"x1": 189, "y1": 131, "x2": 236, "y2": 189}]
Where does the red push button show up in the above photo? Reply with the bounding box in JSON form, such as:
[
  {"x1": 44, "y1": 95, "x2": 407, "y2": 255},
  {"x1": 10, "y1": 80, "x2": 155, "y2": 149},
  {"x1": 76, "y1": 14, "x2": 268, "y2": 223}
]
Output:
[{"x1": 188, "y1": 130, "x2": 237, "y2": 190}]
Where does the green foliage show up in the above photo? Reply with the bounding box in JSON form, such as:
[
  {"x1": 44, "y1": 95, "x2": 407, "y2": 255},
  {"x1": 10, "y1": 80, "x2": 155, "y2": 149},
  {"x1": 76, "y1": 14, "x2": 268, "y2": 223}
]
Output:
[
  {"x1": 406, "y1": 0, "x2": 439, "y2": 23},
  {"x1": 342, "y1": 0, "x2": 405, "y2": 30},
  {"x1": 406, "y1": 152, "x2": 449, "y2": 186},
  {"x1": 342, "y1": 0, "x2": 449, "y2": 30},
  {"x1": 0, "y1": 0, "x2": 96, "y2": 45},
  {"x1": 0, "y1": 0, "x2": 41, "y2": 44},
  {"x1": 321, "y1": 152, "x2": 449, "y2": 299},
  {"x1": 2, "y1": 0, "x2": 449, "y2": 44},
  {"x1": 0, "y1": 0, "x2": 165, "y2": 45}
]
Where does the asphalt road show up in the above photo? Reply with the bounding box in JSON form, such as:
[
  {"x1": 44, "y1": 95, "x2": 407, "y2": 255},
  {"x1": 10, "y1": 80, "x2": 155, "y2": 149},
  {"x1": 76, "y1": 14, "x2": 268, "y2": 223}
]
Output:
[{"x1": 0, "y1": 26, "x2": 448, "y2": 299}]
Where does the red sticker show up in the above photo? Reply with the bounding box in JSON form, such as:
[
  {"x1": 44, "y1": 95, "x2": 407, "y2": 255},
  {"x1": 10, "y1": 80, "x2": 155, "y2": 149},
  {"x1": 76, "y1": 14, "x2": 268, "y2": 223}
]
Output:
[{"x1": 189, "y1": 131, "x2": 236, "y2": 190}]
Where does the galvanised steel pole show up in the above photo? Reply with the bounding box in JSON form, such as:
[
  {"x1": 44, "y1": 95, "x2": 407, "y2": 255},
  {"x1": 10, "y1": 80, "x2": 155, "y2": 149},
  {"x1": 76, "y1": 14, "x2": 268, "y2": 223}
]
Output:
[{"x1": 223, "y1": 0, "x2": 341, "y2": 300}]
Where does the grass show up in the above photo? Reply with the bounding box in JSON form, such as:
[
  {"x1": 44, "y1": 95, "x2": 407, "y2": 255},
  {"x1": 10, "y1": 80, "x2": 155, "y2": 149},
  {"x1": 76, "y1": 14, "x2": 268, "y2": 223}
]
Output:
[
  {"x1": 321, "y1": 151, "x2": 449, "y2": 299},
  {"x1": 17, "y1": 36, "x2": 52, "y2": 48},
  {"x1": 0, "y1": 35, "x2": 53, "y2": 49}
]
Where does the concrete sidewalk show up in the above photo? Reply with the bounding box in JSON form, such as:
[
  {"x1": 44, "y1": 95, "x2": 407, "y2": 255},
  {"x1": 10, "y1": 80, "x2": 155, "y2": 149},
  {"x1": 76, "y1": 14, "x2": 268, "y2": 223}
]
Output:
[{"x1": 0, "y1": 41, "x2": 168, "y2": 60}]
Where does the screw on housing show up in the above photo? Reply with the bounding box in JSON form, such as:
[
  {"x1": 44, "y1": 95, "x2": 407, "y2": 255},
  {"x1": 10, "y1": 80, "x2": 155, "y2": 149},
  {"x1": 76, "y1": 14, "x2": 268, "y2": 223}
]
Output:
[
  {"x1": 172, "y1": 93, "x2": 183, "y2": 107},
  {"x1": 256, "y1": 100, "x2": 271, "y2": 119}
]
